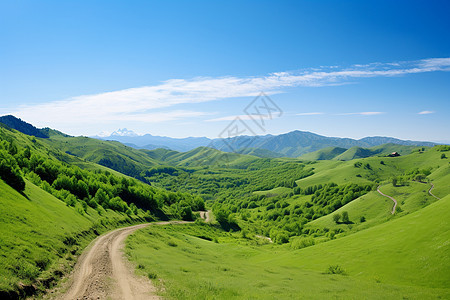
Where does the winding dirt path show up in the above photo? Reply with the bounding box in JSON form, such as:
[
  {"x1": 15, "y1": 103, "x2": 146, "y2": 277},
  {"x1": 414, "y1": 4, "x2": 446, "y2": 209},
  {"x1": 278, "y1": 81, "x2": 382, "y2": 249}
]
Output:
[
  {"x1": 199, "y1": 210, "x2": 212, "y2": 222},
  {"x1": 377, "y1": 185, "x2": 398, "y2": 214},
  {"x1": 428, "y1": 182, "x2": 441, "y2": 200},
  {"x1": 55, "y1": 221, "x2": 188, "y2": 300}
]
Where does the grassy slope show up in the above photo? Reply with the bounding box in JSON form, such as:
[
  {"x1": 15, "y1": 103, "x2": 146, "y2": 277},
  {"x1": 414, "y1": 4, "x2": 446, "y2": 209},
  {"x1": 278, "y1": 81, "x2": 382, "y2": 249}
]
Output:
[
  {"x1": 305, "y1": 190, "x2": 393, "y2": 233},
  {"x1": 42, "y1": 134, "x2": 161, "y2": 175},
  {"x1": 299, "y1": 144, "x2": 418, "y2": 161},
  {"x1": 302, "y1": 149, "x2": 449, "y2": 236},
  {"x1": 272, "y1": 193, "x2": 450, "y2": 290},
  {"x1": 127, "y1": 193, "x2": 450, "y2": 299},
  {"x1": 148, "y1": 146, "x2": 260, "y2": 168},
  {"x1": 126, "y1": 146, "x2": 450, "y2": 299},
  {"x1": 298, "y1": 147, "x2": 347, "y2": 161},
  {"x1": 296, "y1": 147, "x2": 447, "y2": 188},
  {"x1": 0, "y1": 179, "x2": 143, "y2": 296}
]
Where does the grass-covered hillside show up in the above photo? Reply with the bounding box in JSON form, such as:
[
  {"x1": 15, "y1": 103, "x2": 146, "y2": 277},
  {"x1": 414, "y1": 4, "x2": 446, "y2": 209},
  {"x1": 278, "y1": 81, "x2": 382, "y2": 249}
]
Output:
[
  {"x1": 299, "y1": 143, "x2": 420, "y2": 161},
  {"x1": 126, "y1": 192, "x2": 450, "y2": 299},
  {"x1": 0, "y1": 124, "x2": 204, "y2": 298},
  {"x1": 0, "y1": 178, "x2": 147, "y2": 298},
  {"x1": 143, "y1": 143, "x2": 449, "y2": 244}
]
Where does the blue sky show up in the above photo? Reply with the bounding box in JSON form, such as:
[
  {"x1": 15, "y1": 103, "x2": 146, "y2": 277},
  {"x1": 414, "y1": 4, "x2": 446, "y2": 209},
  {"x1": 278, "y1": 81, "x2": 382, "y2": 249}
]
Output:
[{"x1": 1, "y1": 0, "x2": 449, "y2": 142}]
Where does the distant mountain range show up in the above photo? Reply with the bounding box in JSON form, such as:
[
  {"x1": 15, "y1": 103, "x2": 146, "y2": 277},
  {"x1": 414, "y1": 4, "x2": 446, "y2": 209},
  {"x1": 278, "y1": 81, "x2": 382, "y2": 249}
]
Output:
[
  {"x1": 0, "y1": 115, "x2": 439, "y2": 159},
  {"x1": 96, "y1": 127, "x2": 437, "y2": 158},
  {"x1": 93, "y1": 129, "x2": 211, "y2": 152}
]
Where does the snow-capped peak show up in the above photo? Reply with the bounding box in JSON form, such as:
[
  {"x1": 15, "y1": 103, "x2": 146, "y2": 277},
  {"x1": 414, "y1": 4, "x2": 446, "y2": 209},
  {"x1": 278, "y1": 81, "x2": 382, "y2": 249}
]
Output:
[{"x1": 110, "y1": 128, "x2": 139, "y2": 137}]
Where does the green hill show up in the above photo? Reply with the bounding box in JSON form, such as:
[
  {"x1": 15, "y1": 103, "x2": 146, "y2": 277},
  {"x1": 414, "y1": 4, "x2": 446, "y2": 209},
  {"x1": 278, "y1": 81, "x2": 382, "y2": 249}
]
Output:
[
  {"x1": 276, "y1": 193, "x2": 450, "y2": 290},
  {"x1": 43, "y1": 133, "x2": 161, "y2": 177},
  {"x1": 0, "y1": 179, "x2": 145, "y2": 298},
  {"x1": 126, "y1": 192, "x2": 450, "y2": 298},
  {"x1": 0, "y1": 124, "x2": 206, "y2": 297},
  {"x1": 300, "y1": 143, "x2": 420, "y2": 161},
  {"x1": 144, "y1": 146, "x2": 260, "y2": 168},
  {"x1": 333, "y1": 144, "x2": 418, "y2": 161},
  {"x1": 299, "y1": 146, "x2": 347, "y2": 160}
]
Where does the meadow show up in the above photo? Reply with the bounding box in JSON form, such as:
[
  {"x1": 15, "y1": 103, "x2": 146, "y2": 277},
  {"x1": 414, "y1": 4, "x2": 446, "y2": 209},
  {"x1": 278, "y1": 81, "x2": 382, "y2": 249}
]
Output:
[{"x1": 126, "y1": 192, "x2": 450, "y2": 299}]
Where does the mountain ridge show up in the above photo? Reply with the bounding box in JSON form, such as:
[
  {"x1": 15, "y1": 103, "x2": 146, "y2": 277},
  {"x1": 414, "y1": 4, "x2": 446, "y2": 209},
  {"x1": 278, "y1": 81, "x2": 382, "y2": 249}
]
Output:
[
  {"x1": 0, "y1": 115, "x2": 439, "y2": 158},
  {"x1": 98, "y1": 128, "x2": 437, "y2": 158}
]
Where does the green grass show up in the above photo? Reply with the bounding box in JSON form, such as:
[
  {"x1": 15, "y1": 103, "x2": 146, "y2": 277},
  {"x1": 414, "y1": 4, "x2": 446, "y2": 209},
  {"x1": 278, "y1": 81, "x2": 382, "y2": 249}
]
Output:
[
  {"x1": 0, "y1": 179, "x2": 145, "y2": 297},
  {"x1": 306, "y1": 190, "x2": 393, "y2": 235},
  {"x1": 127, "y1": 195, "x2": 450, "y2": 299},
  {"x1": 299, "y1": 144, "x2": 419, "y2": 161},
  {"x1": 42, "y1": 133, "x2": 161, "y2": 176},
  {"x1": 273, "y1": 194, "x2": 450, "y2": 290},
  {"x1": 379, "y1": 181, "x2": 437, "y2": 213},
  {"x1": 296, "y1": 146, "x2": 449, "y2": 188},
  {"x1": 306, "y1": 179, "x2": 442, "y2": 236},
  {"x1": 299, "y1": 146, "x2": 347, "y2": 160}
]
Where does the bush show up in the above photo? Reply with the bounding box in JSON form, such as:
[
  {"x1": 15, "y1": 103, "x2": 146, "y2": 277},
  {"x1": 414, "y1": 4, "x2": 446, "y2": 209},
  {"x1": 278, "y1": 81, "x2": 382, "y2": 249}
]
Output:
[
  {"x1": 290, "y1": 237, "x2": 315, "y2": 250},
  {"x1": 341, "y1": 211, "x2": 349, "y2": 223},
  {"x1": 0, "y1": 162, "x2": 25, "y2": 192},
  {"x1": 392, "y1": 178, "x2": 398, "y2": 187},
  {"x1": 325, "y1": 264, "x2": 346, "y2": 275},
  {"x1": 333, "y1": 213, "x2": 341, "y2": 224},
  {"x1": 167, "y1": 240, "x2": 178, "y2": 247}
]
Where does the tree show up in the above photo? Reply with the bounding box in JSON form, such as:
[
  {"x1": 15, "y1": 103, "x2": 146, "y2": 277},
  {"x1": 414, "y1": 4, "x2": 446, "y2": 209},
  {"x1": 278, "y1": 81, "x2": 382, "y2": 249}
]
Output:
[
  {"x1": 360, "y1": 216, "x2": 366, "y2": 223},
  {"x1": 333, "y1": 213, "x2": 341, "y2": 224},
  {"x1": 0, "y1": 162, "x2": 25, "y2": 192},
  {"x1": 441, "y1": 153, "x2": 447, "y2": 159},
  {"x1": 341, "y1": 211, "x2": 349, "y2": 223},
  {"x1": 392, "y1": 177, "x2": 398, "y2": 187},
  {"x1": 414, "y1": 174, "x2": 426, "y2": 182}
]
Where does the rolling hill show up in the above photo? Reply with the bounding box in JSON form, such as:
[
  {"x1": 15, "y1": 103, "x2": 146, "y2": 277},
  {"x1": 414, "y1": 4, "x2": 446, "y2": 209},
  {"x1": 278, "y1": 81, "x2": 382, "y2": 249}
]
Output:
[
  {"x1": 298, "y1": 146, "x2": 347, "y2": 160},
  {"x1": 125, "y1": 192, "x2": 450, "y2": 298},
  {"x1": 299, "y1": 143, "x2": 421, "y2": 161},
  {"x1": 0, "y1": 120, "x2": 207, "y2": 298}
]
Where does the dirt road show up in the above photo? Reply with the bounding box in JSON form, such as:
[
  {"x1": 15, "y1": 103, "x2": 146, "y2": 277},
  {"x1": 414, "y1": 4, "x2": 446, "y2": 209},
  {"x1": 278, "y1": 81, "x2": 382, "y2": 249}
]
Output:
[
  {"x1": 428, "y1": 182, "x2": 441, "y2": 200},
  {"x1": 377, "y1": 185, "x2": 398, "y2": 214},
  {"x1": 199, "y1": 210, "x2": 212, "y2": 222},
  {"x1": 56, "y1": 221, "x2": 187, "y2": 300}
]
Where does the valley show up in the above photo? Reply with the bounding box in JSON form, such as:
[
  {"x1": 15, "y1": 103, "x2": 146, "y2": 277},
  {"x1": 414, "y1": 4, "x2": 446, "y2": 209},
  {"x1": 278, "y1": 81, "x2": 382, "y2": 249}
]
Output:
[{"x1": 0, "y1": 116, "x2": 449, "y2": 299}]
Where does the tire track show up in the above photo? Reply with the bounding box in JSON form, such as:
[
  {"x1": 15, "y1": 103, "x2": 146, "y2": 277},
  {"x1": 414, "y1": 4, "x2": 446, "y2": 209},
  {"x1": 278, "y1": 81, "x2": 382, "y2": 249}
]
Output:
[{"x1": 55, "y1": 221, "x2": 188, "y2": 300}]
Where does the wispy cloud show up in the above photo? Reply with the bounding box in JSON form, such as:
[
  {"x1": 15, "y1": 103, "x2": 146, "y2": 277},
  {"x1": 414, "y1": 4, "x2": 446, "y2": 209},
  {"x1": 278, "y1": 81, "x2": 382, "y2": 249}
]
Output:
[
  {"x1": 296, "y1": 112, "x2": 324, "y2": 116},
  {"x1": 12, "y1": 57, "x2": 450, "y2": 132},
  {"x1": 418, "y1": 110, "x2": 435, "y2": 115},
  {"x1": 337, "y1": 112, "x2": 385, "y2": 116}
]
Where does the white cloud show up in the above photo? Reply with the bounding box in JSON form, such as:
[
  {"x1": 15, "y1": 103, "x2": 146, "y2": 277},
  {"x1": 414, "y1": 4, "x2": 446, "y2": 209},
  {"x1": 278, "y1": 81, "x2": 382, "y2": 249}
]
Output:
[
  {"x1": 12, "y1": 57, "x2": 450, "y2": 133},
  {"x1": 418, "y1": 110, "x2": 435, "y2": 115},
  {"x1": 296, "y1": 112, "x2": 324, "y2": 116},
  {"x1": 337, "y1": 112, "x2": 385, "y2": 116}
]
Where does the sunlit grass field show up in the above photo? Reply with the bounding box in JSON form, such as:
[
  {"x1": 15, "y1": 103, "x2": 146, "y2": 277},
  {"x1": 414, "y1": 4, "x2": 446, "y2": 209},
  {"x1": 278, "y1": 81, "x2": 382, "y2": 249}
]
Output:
[
  {"x1": 0, "y1": 179, "x2": 145, "y2": 295},
  {"x1": 126, "y1": 193, "x2": 450, "y2": 299}
]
